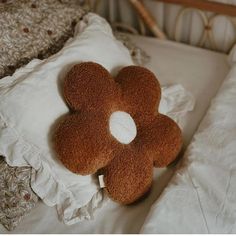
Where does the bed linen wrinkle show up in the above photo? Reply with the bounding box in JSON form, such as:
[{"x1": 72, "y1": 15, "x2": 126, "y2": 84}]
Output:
[{"x1": 140, "y1": 58, "x2": 236, "y2": 233}]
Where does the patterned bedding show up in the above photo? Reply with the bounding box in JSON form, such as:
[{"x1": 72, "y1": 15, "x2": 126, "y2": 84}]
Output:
[{"x1": 0, "y1": 0, "x2": 85, "y2": 79}]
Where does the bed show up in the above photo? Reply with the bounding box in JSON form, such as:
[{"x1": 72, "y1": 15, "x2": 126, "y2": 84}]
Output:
[
  {"x1": 0, "y1": 32, "x2": 230, "y2": 234},
  {"x1": 1, "y1": 0, "x2": 236, "y2": 233}
]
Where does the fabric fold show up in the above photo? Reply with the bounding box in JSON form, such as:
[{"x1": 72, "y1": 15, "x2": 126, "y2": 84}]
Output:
[{"x1": 140, "y1": 58, "x2": 236, "y2": 234}]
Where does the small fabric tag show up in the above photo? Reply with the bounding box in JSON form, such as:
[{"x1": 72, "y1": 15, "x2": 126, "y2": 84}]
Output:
[{"x1": 98, "y1": 175, "x2": 105, "y2": 188}]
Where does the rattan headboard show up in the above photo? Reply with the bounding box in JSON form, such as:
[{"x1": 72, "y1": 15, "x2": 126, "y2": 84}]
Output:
[
  {"x1": 156, "y1": 0, "x2": 236, "y2": 17},
  {"x1": 85, "y1": 0, "x2": 236, "y2": 52},
  {"x1": 128, "y1": 0, "x2": 236, "y2": 52}
]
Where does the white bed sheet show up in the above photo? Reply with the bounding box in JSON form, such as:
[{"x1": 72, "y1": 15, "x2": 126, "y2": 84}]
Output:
[
  {"x1": 141, "y1": 51, "x2": 236, "y2": 234},
  {"x1": 0, "y1": 35, "x2": 229, "y2": 234}
]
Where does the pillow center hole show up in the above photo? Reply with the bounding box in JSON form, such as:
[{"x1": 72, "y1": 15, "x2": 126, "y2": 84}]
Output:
[{"x1": 109, "y1": 111, "x2": 137, "y2": 144}]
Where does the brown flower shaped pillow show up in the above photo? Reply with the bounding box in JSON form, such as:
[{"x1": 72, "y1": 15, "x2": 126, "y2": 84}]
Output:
[{"x1": 53, "y1": 62, "x2": 182, "y2": 204}]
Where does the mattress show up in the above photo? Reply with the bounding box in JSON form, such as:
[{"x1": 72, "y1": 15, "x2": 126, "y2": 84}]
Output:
[{"x1": 0, "y1": 35, "x2": 229, "y2": 234}]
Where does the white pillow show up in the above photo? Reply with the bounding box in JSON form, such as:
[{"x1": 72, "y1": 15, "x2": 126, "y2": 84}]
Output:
[
  {"x1": 0, "y1": 13, "x2": 195, "y2": 225},
  {"x1": 0, "y1": 13, "x2": 133, "y2": 225}
]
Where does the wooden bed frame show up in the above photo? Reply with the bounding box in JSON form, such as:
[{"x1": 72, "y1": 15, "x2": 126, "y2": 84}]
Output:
[
  {"x1": 86, "y1": 0, "x2": 236, "y2": 51},
  {"x1": 127, "y1": 0, "x2": 236, "y2": 51},
  {"x1": 156, "y1": 0, "x2": 236, "y2": 17}
]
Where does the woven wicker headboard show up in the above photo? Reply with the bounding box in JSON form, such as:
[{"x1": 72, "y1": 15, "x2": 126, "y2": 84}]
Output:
[
  {"x1": 129, "y1": 0, "x2": 236, "y2": 51},
  {"x1": 157, "y1": 0, "x2": 236, "y2": 17},
  {"x1": 86, "y1": 0, "x2": 236, "y2": 52}
]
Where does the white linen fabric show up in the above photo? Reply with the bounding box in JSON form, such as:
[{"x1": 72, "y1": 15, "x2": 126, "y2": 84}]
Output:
[
  {"x1": 0, "y1": 13, "x2": 194, "y2": 226},
  {"x1": 159, "y1": 85, "x2": 195, "y2": 129},
  {"x1": 141, "y1": 55, "x2": 236, "y2": 233}
]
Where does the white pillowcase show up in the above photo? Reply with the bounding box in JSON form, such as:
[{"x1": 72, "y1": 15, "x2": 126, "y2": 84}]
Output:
[
  {"x1": 0, "y1": 13, "x2": 195, "y2": 225},
  {"x1": 0, "y1": 13, "x2": 133, "y2": 225}
]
